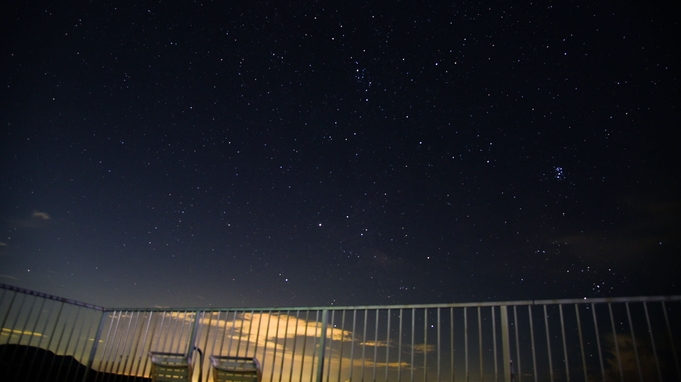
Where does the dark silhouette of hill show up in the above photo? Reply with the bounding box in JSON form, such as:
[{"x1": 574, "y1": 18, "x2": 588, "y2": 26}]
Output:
[{"x1": 0, "y1": 344, "x2": 151, "y2": 382}]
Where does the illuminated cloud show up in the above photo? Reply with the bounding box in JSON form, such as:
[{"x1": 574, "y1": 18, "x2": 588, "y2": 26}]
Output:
[
  {"x1": 32, "y1": 211, "x2": 51, "y2": 220},
  {"x1": 358, "y1": 340, "x2": 393, "y2": 347},
  {"x1": 410, "y1": 343, "x2": 436, "y2": 353},
  {"x1": 1, "y1": 328, "x2": 45, "y2": 338},
  {"x1": 1, "y1": 211, "x2": 52, "y2": 229}
]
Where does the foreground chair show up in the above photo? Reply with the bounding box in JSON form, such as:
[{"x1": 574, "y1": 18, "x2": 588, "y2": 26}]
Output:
[
  {"x1": 149, "y1": 347, "x2": 203, "y2": 382},
  {"x1": 209, "y1": 355, "x2": 261, "y2": 382}
]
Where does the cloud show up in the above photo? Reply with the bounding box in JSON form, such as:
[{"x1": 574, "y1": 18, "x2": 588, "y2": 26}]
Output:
[
  {"x1": 2, "y1": 210, "x2": 53, "y2": 229},
  {"x1": 32, "y1": 211, "x2": 51, "y2": 220},
  {"x1": 410, "y1": 343, "x2": 436, "y2": 353},
  {"x1": 555, "y1": 197, "x2": 680, "y2": 265},
  {"x1": 596, "y1": 332, "x2": 666, "y2": 382},
  {"x1": 359, "y1": 340, "x2": 393, "y2": 347}
]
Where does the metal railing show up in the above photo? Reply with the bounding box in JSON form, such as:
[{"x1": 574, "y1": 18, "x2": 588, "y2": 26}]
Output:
[{"x1": 1, "y1": 283, "x2": 680, "y2": 381}]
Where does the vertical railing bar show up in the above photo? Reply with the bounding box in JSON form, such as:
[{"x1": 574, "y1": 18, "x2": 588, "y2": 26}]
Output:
[
  {"x1": 187, "y1": 310, "x2": 201, "y2": 381},
  {"x1": 478, "y1": 306, "x2": 483, "y2": 382},
  {"x1": 253, "y1": 311, "x2": 263, "y2": 357},
  {"x1": 123, "y1": 310, "x2": 142, "y2": 377},
  {"x1": 492, "y1": 306, "x2": 498, "y2": 382},
  {"x1": 57, "y1": 306, "x2": 83, "y2": 381},
  {"x1": 74, "y1": 308, "x2": 104, "y2": 377},
  {"x1": 270, "y1": 312, "x2": 280, "y2": 382},
  {"x1": 450, "y1": 307, "x2": 454, "y2": 382},
  {"x1": 411, "y1": 308, "x2": 415, "y2": 382},
  {"x1": 338, "y1": 310, "x2": 347, "y2": 382},
  {"x1": 228, "y1": 310, "x2": 239, "y2": 355},
  {"x1": 625, "y1": 302, "x2": 643, "y2": 382},
  {"x1": 398, "y1": 308, "x2": 403, "y2": 382},
  {"x1": 386, "y1": 309, "x2": 392, "y2": 382},
  {"x1": 173, "y1": 310, "x2": 188, "y2": 354},
  {"x1": 155, "y1": 311, "x2": 172, "y2": 352},
  {"x1": 289, "y1": 311, "x2": 301, "y2": 382},
  {"x1": 110, "y1": 309, "x2": 134, "y2": 379},
  {"x1": 82, "y1": 310, "x2": 107, "y2": 382},
  {"x1": 155, "y1": 311, "x2": 168, "y2": 353},
  {"x1": 607, "y1": 303, "x2": 624, "y2": 382},
  {"x1": 4, "y1": 292, "x2": 27, "y2": 345},
  {"x1": 574, "y1": 304, "x2": 587, "y2": 382},
  {"x1": 198, "y1": 310, "x2": 214, "y2": 382},
  {"x1": 0, "y1": 289, "x2": 18, "y2": 346},
  {"x1": 97, "y1": 311, "x2": 121, "y2": 378},
  {"x1": 464, "y1": 307, "x2": 468, "y2": 382},
  {"x1": 205, "y1": 312, "x2": 220, "y2": 382},
  {"x1": 591, "y1": 303, "x2": 605, "y2": 380},
  {"x1": 261, "y1": 311, "x2": 273, "y2": 380},
  {"x1": 74, "y1": 308, "x2": 99, "y2": 377},
  {"x1": 309, "y1": 310, "x2": 320, "y2": 382},
  {"x1": 104, "y1": 310, "x2": 126, "y2": 376},
  {"x1": 236, "y1": 310, "x2": 250, "y2": 357},
  {"x1": 145, "y1": 310, "x2": 163, "y2": 378},
  {"x1": 29, "y1": 300, "x2": 61, "y2": 378},
  {"x1": 92, "y1": 310, "x2": 115, "y2": 379},
  {"x1": 187, "y1": 310, "x2": 199, "y2": 358},
  {"x1": 315, "y1": 309, "x2": 329, "y2": 382},
  {"x1": 134, "y1": 311, "x2": 154, "y2": 379},
  {"x1": 527, "y1": 306, "x2": 537, "y2": 382},
  {"x1": 643, "y1": 302, "x2": 662, "y2": 381},
  {"x1": 424, "y1": 308, "x2": 429, "y2": 382},
  {"x1": 277, "y1": 311, "x2": 288, "y2": 382},
  {"x1": 49, "y1": 304, "x2": 71, "y2": 380},
  {"x1": 162, "y1": 311, "x2": 176, "y2": 353},
  {"x1": 558, "y1": 304, "x2": 569, "y2": 382},
  {"x1": 543, "y1": 305, "x2": 553, "y2": 382},
  {"x1": 374, "y1": 309, "x2": 380, "y2": 382},
  {"x1": 361, "y1": 309, "x2": 368, "y2": 382},
  {"x1": 245, "y1": 310, "x2": 255, "y2": 356},
  {"x1": 109, "y1": 310, "x2": 134, "y2": 381},
  {"x1": 513, "y1": 305, "x2": 521, "y2": 382},
  {"x1": 218, "y1": 311, "x2": 228, "y2": 355},
  {"x1": 500, "y1": 306, "x2": 511, "y2": 382},
  {"x1": 661, "y1": 301, "x2": 681, "y2": 380},
  {"x1": 16, "y1": 295, "x2": 47, "y2": 368},
  {"x1": 325, "y1": 310, "x2": 334, "y2": 382},
  {"x1": 436, "y1": 308, "x2": 441, "y2": 382},
  {"x1": 299, "y1": 310, "x2": 311, "y2": 382},
  {"x1": 350, "y1": 310, "x2": 357, "y2": 382},
  {"x1": 236, "y1": 310, "x2": 247, "y2": 357},
  {"x1": 10, "y1": 293, "x2": 37, "y2": 364}
]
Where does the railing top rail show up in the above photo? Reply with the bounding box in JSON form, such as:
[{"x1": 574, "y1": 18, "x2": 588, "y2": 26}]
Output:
[
  {"x1": 102, "y1": 295, "x2": 681, "y2": 313},
  {"x1": 2, "y1": 283, "x2": 679, "y2": 313},
  {"x1": 0, "y1": 282, "x2": 106, "y2": 311}
]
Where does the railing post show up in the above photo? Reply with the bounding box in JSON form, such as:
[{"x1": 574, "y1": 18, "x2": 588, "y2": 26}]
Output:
[
  {"x1": 500, "y1": 306, "x2": 512, "y2": 382},
  {"x1": 315, "y1": 309, "x2": 329, "y2": 382}
]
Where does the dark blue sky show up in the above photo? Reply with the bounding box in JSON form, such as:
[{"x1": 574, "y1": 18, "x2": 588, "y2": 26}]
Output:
[{"x1": 1, "y1": 0, "x2": 679, "y2": 308}]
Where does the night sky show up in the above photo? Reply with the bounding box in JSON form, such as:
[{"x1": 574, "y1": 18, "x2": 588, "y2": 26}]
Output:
[{"x1": 1, "y1": 0, "x2": 679, "y2": 309}]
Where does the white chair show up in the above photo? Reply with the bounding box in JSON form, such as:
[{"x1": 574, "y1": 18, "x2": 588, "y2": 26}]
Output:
[
  {"x1": 149, "y1": 347, "x2": 203, "y2": 382},
  {"x1": 209, "y1": 355, "x2": 261, "y2": 382}
]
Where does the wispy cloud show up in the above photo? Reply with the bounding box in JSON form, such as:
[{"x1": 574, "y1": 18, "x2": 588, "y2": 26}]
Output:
[
  {"x1": 2, "y1": 210, "x2": 52, "y2": 229},
  {"x1": 32, "y1": 211, "x2": 51, "y2": 220}
]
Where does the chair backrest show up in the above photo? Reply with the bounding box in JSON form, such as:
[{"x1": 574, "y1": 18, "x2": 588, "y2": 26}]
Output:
[
  {"x1": 150, "y1": 351, "x2": 200, "y2": 382},
  {"x1": 210, "y1": 355, "x2": 261, "y2": 382}
]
